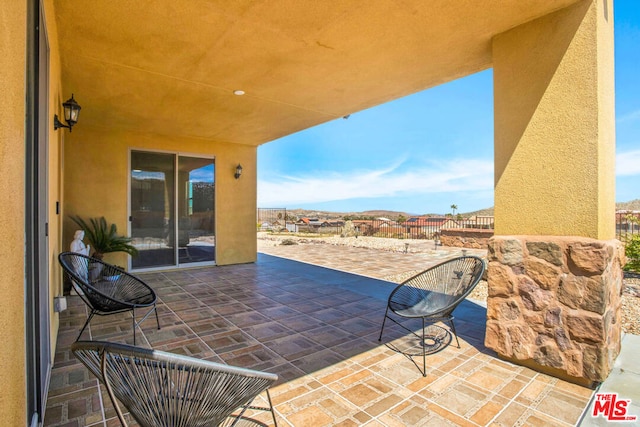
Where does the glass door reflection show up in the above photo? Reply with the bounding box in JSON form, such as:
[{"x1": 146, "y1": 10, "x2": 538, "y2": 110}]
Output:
[
  {"x1": 177, "y1": 157, "x2": 215, "y2": 264},
  {"x1": 130, "y1": 151, "x2": 176, "y2": 269},
  {"x1": 130, "y1": 151, "x2": 215, "y2": 269}
]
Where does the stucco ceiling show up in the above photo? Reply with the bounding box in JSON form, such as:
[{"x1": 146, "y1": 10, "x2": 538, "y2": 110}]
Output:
[{"x1": 53, "y1": 0, "x2": 580, "y2": 146}]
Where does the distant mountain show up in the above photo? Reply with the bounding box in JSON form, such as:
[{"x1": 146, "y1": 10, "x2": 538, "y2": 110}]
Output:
[
  {"x1": 288, "y1": 207, "x2": 481, "y2": 220},
  {"x1": 283, "y1": 200, "x2": 639, "y2": 220},
  {"x1": 358, "y1": 210, "x2": 420, "y2": 218},
  {"x1": 287, "y1": 208, "x2": 418, "y2": 220},
  {"x1": 463, "y1": 200, "x2": 640, "y2": 216},
  {"x1": 617, "y1": 199, "x2": 640, "y2": 211},
  {"x1": 461, "y1": 207, "x2": 494, "y2": 217}
]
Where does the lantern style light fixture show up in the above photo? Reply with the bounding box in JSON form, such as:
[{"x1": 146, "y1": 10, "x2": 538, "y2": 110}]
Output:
[
  {"x1": 234, "y1": 164, "x2": 243, "y2": 179},
  {"x1": 54, "y1": 94, "x2": 81, "y2": 132}
]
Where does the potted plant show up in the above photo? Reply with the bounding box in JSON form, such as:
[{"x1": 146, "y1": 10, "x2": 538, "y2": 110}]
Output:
[
  {"x1": 70, "y1": 216, "x2": 138, "y2": 281},
  {"x1": 70, "y1": 216, "x2": 138, "y2": 259}
]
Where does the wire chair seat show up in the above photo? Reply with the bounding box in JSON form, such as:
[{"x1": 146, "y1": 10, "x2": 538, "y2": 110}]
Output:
[
  {"x1": 72, "y1": 340, "x2": 278, "y2": 427},
  {"x1": 59, "y1": 252, "x2": 160, "y2": 344},
  {"x1": 379, "y1": 255, "x2": 485, "y2": 376}
]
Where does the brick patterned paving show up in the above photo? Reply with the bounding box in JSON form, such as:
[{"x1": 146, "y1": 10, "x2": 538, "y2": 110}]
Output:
[{"x1": 44, "y1": 249, "x2": 593, "y2": 426}]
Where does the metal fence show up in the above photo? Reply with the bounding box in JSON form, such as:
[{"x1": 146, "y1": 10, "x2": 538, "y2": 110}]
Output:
[
  {"x1": 294, "y1": 225, "x2": 344, "y2": 234},
  {"x1": 259, "y1": 209, "x2": 640, "y2": 242},
  {"x1": 617, "y1": 211, "x2": 640, "y2": 241},
  {"x1": 257, "y1": 208, "x2": 288, "y2": 231},
  {"x1": 351, "y1": 216, "x2": 495, "y2": 240},
  {"x1": 257, "y1": 209, "x2": 495, "y2": 239}
]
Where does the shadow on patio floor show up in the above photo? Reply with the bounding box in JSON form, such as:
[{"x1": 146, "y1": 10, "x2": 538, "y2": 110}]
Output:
[{"x1": 44, "y1": 252, "x2": 593, "y2": 427}]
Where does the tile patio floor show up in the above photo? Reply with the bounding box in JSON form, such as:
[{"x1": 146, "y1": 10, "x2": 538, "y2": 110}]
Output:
[{"x1": 44, "y1": 247, "x2": 595, "y2": 426}]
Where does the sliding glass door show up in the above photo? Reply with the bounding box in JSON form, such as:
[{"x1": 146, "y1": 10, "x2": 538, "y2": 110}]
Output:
[
  {"x1": 177, "y1": 156, "x2": 215, "y2": 264},
  {"x1": 130, "y1": 151, "x2": 214, "y2": 269}
]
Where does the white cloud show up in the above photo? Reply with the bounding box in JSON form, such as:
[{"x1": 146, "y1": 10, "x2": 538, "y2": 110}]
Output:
[
  {"x1": 617, "y1": 149, "x2": 640, "y2": 176},
  {"x1": 258, "y1": 159, "x2": 493, "y2": 206},
  {"x1": 617, "y1": 110, "x2": 640, "y2": 124}
]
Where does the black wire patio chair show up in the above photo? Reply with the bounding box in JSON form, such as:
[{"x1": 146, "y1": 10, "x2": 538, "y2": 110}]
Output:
[
  {"x1": 59, "y1": 251, "x2": 160, "y2": 344},
  {"x1": 72, "y1": 340, "x2": 279, "y2": 427},
  {"x1": 378, "y1": 255, "x2": 486, "y2": 376}
]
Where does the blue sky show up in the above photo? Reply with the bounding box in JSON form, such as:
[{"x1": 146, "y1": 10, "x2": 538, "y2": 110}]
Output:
[{"x1": 258, "y1": 3, "x2": 639, "y2": 215}]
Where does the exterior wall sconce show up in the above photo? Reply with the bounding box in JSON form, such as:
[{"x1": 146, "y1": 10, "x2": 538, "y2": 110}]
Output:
[
  {"x1": 54, "y1": 94, "x2": 81, "y2": 132},
  {"x1": 234, "y1": 164, "x2": 243, "y2": 179}
]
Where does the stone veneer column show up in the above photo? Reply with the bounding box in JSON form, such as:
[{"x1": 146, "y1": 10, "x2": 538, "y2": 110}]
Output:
[
  {"x1": 490, "y1": 0, "x2": 618, "y2": 385},
  {"x1": 485, "y1": 236, "x2": 625, "y2": 386}
]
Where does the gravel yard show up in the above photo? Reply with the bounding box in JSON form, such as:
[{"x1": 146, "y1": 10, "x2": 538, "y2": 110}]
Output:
[{"x1": 258, "y1": 232, "x2": 640, "y2": 335}]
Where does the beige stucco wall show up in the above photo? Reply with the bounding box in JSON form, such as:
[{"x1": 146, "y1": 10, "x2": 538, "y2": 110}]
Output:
[
  {"x1": 44, "y1": 0, "x2": 65, "y2": 360},
  {"x1": 63, "y1": 128, "x2": 257, "y2": 268},
  {"x1": 493, "y1": 0, "x2": 615, "y2": 239},
  {"x1": 0, "y1": 2, "x2": 27, "y2": 425}
]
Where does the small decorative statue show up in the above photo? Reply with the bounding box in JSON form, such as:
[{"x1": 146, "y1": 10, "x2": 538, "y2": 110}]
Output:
[{"x1": 70, "y1": 230, "x2": 90, "y2": 256}]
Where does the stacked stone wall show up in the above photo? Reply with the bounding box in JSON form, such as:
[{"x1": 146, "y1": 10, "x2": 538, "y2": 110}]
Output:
[
  {"x1": 485, "y1": 236, "x2": 625, "y2": 385},
  {"x1": 440, "y1": 228, "x2": 493, "y2": 249}
]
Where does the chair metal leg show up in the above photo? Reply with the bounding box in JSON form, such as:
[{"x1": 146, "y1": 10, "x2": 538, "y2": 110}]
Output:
[
  {"x1": 76, "y1": 311, "x2": 96, "y2": 342},
  {"x1": 421, "y1": 317, "x2": 426, "y2": 377},
  {"x1": 154, "y1": 304, "x2": 160, "y2": 330},
  {"x1": 378, "y1": 306, "x2": 390, "y2": 341},
  {"x1": 448, "y1": 317, "x2": 460, "y2": 348},
  {"x1": 132, "y1": 308, "x2": 137, "y2": 345},
  {"x1": 267, "y1": 389, "x2": 278, "y2": 427},
  {"x1": 228, "y1": 389, "x2": 278, "y2": 427},
  {"x1": 229, "y1": 399, "x2": 251, "y2": 427},
  {"x1": 133, "y1": 305, "x2": 159, "y2": 342}
]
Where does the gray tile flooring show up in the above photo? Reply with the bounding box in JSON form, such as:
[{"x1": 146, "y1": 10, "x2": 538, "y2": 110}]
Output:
[{"x1": 44, "y1": 248, "x2": 631, "y2": 426}]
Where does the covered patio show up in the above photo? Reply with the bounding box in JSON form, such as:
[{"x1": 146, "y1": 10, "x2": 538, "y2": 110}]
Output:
[
  {"x1": 44, "y1": 250, "x2": 593, "y2": 426},
  {"x1": 1, "y1": 1, "x2": 621, "y2": 424}
]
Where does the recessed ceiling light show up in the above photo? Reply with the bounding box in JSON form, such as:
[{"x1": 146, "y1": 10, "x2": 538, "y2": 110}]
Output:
[{"x1": 233, "y1": 90, "x2": 245, "y2": 96}]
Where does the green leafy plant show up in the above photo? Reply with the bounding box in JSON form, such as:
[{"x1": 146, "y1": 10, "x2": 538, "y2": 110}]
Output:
[
  {"x1": 622, "y1": 214, "x2": 640, "y2": 272},
  {"x1": 624, "y1": 234, "x2": 640, "y2": 272},
  {"x1": 70, "y1": 216, "x2": 138, "y2": 259}
]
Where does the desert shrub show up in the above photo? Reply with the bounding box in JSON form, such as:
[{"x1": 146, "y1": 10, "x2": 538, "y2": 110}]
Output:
[
  {"x1": 341, "y1": 221, "x2": 357, "y2": 237},
  {"x1": 361, "y1": 227, "x2": 374, "y2": 236},
  {"x1": 280, "y1": 238, "x2": 298, "y2": 246},
  {"x1": 624, "y1": 234, "x2": 640, "y2": 272}
]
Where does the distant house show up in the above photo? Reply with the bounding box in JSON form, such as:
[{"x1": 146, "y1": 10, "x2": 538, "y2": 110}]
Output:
[
  {"x1": 616, "y1": 210, "x2": 640, "y2": 235},
  {"x1": 440, "y1": 219, "x2": 461, "y2": 229},
  {"x1": 350, "y1": 219, "x2": 400, "y2": 236},
  {"x1": 453, "y1": 215, "x2": 495, "y2": 229},
  {"x1": 351, "y1": 220, "x2": 376, "y2": 236},
  {"x1": 259, "y1": 219, "x2": 285, "y2": 231},
  {"x1": 404, "y1": 216, "x2": 448, "y2": 238},
  {"x1": 296, "y1": 217, "x2": 321, "y2": 228},
  {"x1": 296, "y1": 218, "x2": 344, "y2": 233},
  {"x1": 321, "y1": 220, "x2": 345, "y2": 228},
  {"x1": 405, "y1": 216, "x2": 448, "y2": 226},
  {"x1": 376, "y1": 218, "x2": 398, "y2": 227}
]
